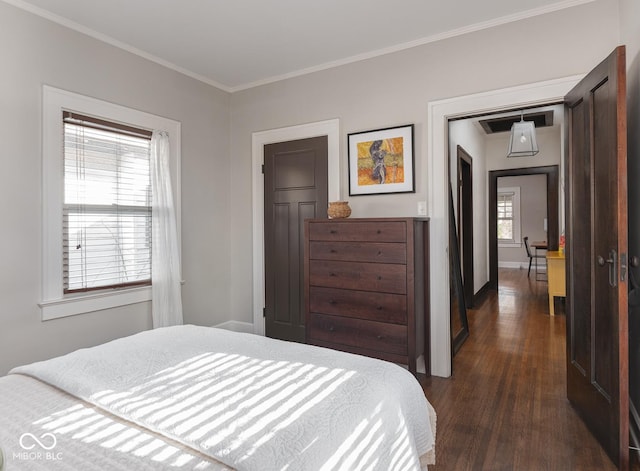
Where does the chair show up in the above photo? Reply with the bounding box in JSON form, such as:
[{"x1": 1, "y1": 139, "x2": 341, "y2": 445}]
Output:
[{"x1": 524, "y1": 236, "x2": 545, "y2": 278}]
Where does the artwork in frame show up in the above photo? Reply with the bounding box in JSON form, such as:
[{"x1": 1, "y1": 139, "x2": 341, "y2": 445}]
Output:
[{"x1": 348, "y1": 124, "x2": 415, "y2": 196}]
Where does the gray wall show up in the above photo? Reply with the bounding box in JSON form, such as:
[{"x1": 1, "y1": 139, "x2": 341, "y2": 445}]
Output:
[
  {"x1": 0, "y1": 0, "x2": 626, "y2": 376},
  {"x1": 497, "y1": 175, "x2": 548, "y2": 267},
  {"x1": 0, "y1": 1, "x2": 232, "y2": 375},
  {"x1": 485, "y1": 125, "x2": 563, "y2": 173},
  {"x1": 229, "y1": 1, "x2": 620, "y2": 331}
]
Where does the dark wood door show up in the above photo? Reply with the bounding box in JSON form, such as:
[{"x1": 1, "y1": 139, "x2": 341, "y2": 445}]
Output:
[
  {"x1": 565, "y1": 46, "x2": 628, "y2": 469},
  {"x1": 264, "y1": 136, "x2": 328, "y2": 343},
  {"x1": 457, "y1": 146, "x2": 474, "y2": 308}
]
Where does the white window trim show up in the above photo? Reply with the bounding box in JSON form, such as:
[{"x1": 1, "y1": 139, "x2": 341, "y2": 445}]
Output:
[
  {"x1": 497, "y1": 186, "x2": 521, "y2": 248},
  {"x1": 40, "y1": 86, "x2": 181, "y2": 321}
]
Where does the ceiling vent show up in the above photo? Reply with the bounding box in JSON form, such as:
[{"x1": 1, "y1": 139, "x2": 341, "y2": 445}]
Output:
[{"x1": 479, "y1": 110, "x2": 554, "y2": 134}]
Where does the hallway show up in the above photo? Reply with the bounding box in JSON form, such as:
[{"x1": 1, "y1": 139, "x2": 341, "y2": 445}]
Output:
[{"x1": 421, "y1": 268, "x2": 617, "y2": 470}]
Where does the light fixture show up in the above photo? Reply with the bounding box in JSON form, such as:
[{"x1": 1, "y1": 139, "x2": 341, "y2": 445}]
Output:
[{"x1": 507, "y1": 112, "x2": 539, "y2": 157}]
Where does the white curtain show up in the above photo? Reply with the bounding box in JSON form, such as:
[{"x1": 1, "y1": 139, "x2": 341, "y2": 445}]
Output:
[{"x1": 150, "y1": 131, "x2": 183, "y2": 327}]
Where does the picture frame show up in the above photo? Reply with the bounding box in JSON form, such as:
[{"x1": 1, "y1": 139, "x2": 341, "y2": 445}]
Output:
[{"x1": 348, "y1": 124, "x2": 415, "y2": 196}]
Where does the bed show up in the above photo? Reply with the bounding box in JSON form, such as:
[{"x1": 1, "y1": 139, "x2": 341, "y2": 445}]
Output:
[{"x1": 0, "y1": 325, "x2": 436, "y2": 470}]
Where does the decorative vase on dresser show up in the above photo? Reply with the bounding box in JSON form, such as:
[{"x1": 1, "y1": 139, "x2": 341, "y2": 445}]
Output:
[
  {"x1": 327, "y1": 201, "x2": 351, "y2": 219},
  {"x1": 304, "y1": 217, "x2": 430, "y2": 375}
]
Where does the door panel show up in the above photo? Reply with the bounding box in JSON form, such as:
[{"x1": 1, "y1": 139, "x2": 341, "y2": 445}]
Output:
[
  {"x1": 457, "y1": 146, "x2": 474, "y2": 308},
  {"x1": 568, "y1": 96, "x2": 591, "y2": 376},
  {"x1": 565, "y1": 46, "x2": 628, "y2": 469},
  {"x1": 264, "y1": 136, "x2": 328, "y2": 343}
]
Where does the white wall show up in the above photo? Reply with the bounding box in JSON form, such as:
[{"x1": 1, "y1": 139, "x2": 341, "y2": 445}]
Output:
[
  {"x1": 0, "y1": 2, "x2": 232, "y2": 375},
  {"x1": 448, "y1": 120, "x2": 489, "y2": 293}
]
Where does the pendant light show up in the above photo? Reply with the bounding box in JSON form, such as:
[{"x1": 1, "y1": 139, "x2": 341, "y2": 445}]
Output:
[{"x1": 507, "y1": 111, "x2": 539, "y2": 157}]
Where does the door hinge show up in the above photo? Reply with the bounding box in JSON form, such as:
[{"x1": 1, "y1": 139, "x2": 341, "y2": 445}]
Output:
[
  {"x1": 263, "y1": 307, "x2": 266, "y2": 318},
  {"x1": 261, "y1": 164, "x2": 265, "y2": 174}
]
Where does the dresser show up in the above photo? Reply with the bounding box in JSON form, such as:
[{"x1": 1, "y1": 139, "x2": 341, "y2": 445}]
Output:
[{"x1": 304, "y1": 217, "x2": 429, "y2": 375}]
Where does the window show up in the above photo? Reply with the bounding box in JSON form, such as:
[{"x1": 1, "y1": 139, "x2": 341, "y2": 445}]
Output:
[
  {"x1": 63, "y1": 112, "x2": 152, "y2": 293},
  {"x1": 497, "y1": 192, "x2": 514, "y2": 240},
  {"x1": 41, "y1": 86, "x2": 181, "y2": 320},
  {"x1": 497, "y1": 187, "x2": 521, "y2": 247}
]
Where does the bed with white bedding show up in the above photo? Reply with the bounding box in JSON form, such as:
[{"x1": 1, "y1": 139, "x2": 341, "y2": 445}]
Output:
[{"x1": 0, "y1": 325, "x2": 436, "y2": 470}]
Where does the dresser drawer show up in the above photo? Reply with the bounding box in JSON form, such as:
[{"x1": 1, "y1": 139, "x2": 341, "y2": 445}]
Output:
[
  {"x1": 309, "y1": 260, "x2": 406, "y2": 294},
  {"x1": 308, "y1": 313, "x2": 408, "y2": 355},
  {"x1": 309, "y1": 241, "x2": 406, "y2": 264},
  {"x1": 309, "y1": 286, "x2": 407, "y2": 324},
  {"x1": 308, "y1": 221, "x2": 406, "y2": 242}
]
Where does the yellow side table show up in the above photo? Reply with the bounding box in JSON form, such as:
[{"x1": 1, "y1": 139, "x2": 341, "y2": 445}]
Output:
[{"x1": 546, "y1": 250, "x2": 566, "y2": 315}]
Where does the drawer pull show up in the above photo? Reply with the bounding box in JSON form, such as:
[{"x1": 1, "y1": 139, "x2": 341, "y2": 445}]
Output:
[
  {"x1": 376, "y1": 335, "x2": 384, "y2": 340},
  {"x1": 329, "y1": 326, "x2": 335, "y2": 332},
  {"x1": 330, "y1": 230, "x2": 337, "y2": 234},
  {"x1": 377, "y1": 275, "x2": 382, "y2": 280},
  {"x1": 329, "y1": 272, "x2": 337, "y2": 277},
  {"x1": 376, "y1": 306, "x2": 383, "y2": 310},
  {"x1": 377, "y1": 230, "x2": 382, "y2": 234},
  {"x1": 377, "y1": 250, "x2": 383, "y2": 256},
  {"x1": 329, "y1": 300, "x2": 337, "y2": 305},
  {"x1": 330, "y1": 249, "x2": 337, "y2": 253}
]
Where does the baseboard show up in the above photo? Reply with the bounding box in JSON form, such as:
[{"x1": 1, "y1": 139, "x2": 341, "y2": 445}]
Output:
[
  {"x1": 213, "y1": 320, "x2": 255, "y2": 334},
  {"x1": 498, "y1": 261, "x2": 526, "y2": 269},
  {"x1": 498, "y1": 261, "x2": 547, "y2": 272},
  {"x1": 473, "y1": 281, "x2": 492, "y2": 305}
]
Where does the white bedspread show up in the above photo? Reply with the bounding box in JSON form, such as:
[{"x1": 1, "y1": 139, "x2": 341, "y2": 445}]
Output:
[
  {"x1": 12, "y1": 325, "x2": 436, "y2": 471},
  {"x1": 0, "y1": 374, "x2": 231, "y2": 470}
]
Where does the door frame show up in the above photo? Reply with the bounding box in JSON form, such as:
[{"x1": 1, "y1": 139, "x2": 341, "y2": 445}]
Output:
[
  {"x1": 457, "y1": 146, "x2": 474, "y2": 308},
  {"x1": 428, "y1": 75, "x2": 582, "y2": 377},
  {"x1": 488, "y1": 166, "x2": 559, "y2": 289},
  {"x1": 251, "y1": 119, "x2": 340, "y2": 335}
]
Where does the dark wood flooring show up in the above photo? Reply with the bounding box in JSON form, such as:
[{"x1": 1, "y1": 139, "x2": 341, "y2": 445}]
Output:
[{"x1": 419, "y1": 268, "x2": 619, "y2": 471}]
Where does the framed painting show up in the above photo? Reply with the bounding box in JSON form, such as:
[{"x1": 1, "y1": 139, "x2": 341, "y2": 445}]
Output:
[{"x1": 348, "y1": 124, "x2": 415, "y2": 196}]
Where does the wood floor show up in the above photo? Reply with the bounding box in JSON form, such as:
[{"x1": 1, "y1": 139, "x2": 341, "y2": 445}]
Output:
[{"x1": 419, "y1": 268, "x2": 618, "y2": 471}]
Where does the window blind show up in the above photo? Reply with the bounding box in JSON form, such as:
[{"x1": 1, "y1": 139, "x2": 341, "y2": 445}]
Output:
[{"x1": 63, "y1": 112, "x2": 152, "y2": 293}]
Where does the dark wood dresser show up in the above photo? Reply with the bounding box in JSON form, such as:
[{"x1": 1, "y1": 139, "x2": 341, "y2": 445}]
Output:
[{"x1": 304, "y1": 217, "x2": 430, "y2": 375}]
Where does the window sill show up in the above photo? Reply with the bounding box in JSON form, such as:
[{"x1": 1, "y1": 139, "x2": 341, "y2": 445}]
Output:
[
  {"x1": 498, "y1": 242, "x2": 522, "y2": 248},
  {"x1": 39, "y1": 286, "x2": 151, "y2": 321}
]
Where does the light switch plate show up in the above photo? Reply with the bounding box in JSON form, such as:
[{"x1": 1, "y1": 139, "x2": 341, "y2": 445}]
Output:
[{"x1": 417, "y1": 201, "x2": 427, "y2": 216}]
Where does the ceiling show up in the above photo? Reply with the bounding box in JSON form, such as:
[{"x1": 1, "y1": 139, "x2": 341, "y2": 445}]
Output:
[
  {"x1": 7, "y1": 0, "x2": 594, "y2": 92},
  {"x1": 469, "y1": 104, "x2": 565, "y2": 138},
  {"x1": 478, "y1": 110, "x2": 555, "y2": 134}
]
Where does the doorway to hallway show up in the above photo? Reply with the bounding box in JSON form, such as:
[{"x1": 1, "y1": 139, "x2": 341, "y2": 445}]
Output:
[{"x1": 419, "y1": 268, "x2": 613, "y2": 470}]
